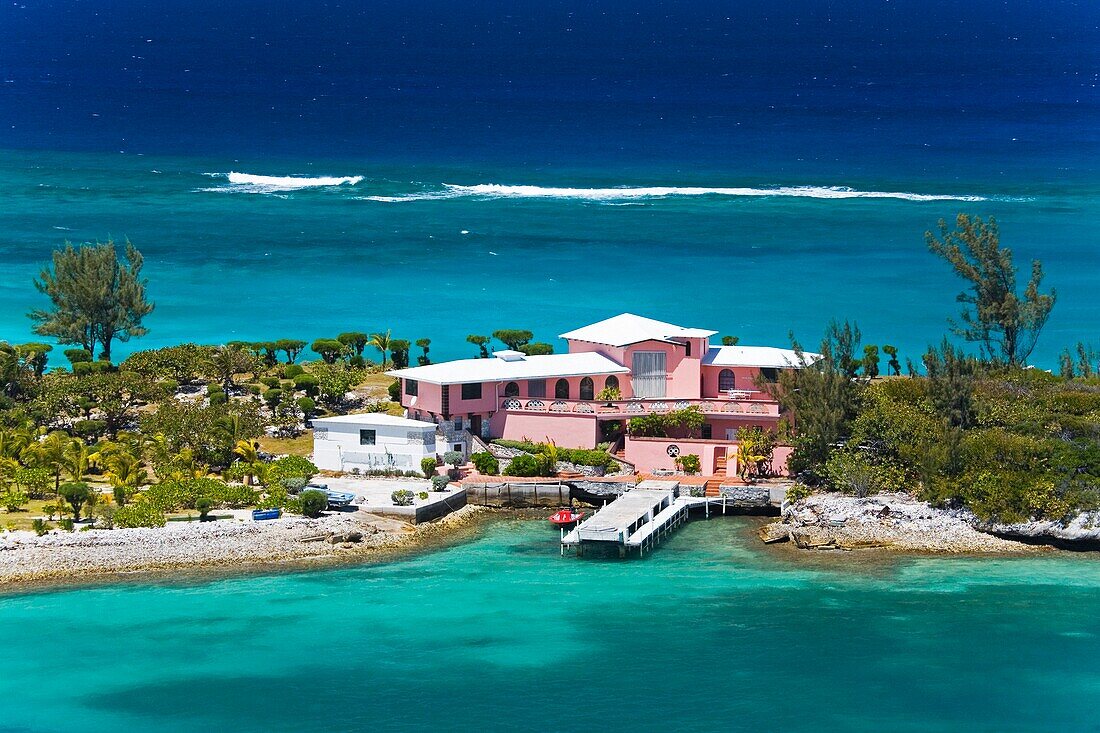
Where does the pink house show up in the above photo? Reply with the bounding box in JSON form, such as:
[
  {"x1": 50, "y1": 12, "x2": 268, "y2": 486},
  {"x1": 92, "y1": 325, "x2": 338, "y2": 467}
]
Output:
[{"x1": 386, "y1": 314, "x2": 809, "y2": 477}]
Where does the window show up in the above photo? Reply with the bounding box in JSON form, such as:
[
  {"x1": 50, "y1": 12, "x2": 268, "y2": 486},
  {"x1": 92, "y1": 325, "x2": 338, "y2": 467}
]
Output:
[
  {"x1": 631, "y1": 351, "x2": 667, "y2": 398},
  {"x1": 359, "y1": 429, "x2": 376, "y2": 446},
  {"x1": 604, "y1": 375, "x2": 619, "y2": 393},
  {"x1": 441, "y1": 385, "x2": 450, "y2": 416},
  {"x1": 760, "y1": 367, "x2": 780, "y2": 383},
  {"x1": 684, "y1": 340, "x2": 692, "y2": 357},
  {"x1": 555, "y1": 379, "x2": 570, "y2": 399},
  {"x1": 527, "y1": 379, "x2": 546, "y2": 398},
  {"x1": 718, "y1": 369, "x2": 736, "y2": 391},
  {"x1": 580, "y1": 377, "x2": 594, "y2": 401},
  {"x1": 504, "y1": 381, "x2": 520, "y2": 397},
  {"x1": 453, "y1": 416, "x2": 463, "y2": 431},
  {"x1": 404, "y1": 379, "x2": 418, "y2": 396},
  {"x1": 461, "y1": 382, "x2": 482, "y2": 400},
  {"x1": 701, "y1": 423, "x2": 712, "y2": 440}
]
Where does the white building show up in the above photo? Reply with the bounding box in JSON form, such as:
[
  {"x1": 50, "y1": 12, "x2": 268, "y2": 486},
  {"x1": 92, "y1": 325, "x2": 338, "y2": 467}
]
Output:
[{"x1": 311, "y1": 413, "x2": 438, "y2": 473}]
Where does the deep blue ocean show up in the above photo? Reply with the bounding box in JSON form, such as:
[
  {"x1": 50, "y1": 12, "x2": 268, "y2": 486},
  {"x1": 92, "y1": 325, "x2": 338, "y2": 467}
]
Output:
[{"x1": 0, "y1": 0, "x2": 1097, "y2": 363}]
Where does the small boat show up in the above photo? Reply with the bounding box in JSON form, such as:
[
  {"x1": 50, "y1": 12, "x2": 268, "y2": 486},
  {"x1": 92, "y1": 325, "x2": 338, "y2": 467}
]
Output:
[
  {"x1": 549, "y1": 508, "x2": 584, "y2": 527},
  {"x1": 252, "y1": 508, "x2": 282, "y2": 521}
]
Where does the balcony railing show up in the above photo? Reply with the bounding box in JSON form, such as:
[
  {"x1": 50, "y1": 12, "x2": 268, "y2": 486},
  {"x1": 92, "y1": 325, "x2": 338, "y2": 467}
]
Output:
[{"x1": 497, "y1": 395, "x2": 779, "y2": 418}]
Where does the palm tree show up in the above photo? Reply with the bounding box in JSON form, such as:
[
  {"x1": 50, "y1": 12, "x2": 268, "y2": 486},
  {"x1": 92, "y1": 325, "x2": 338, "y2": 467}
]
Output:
[
  {"x1": 103, "y1": 451, "x2": 148, "y2": 494},
  {"x1": 25, "y1": 431, "x2": 74, "y2": 494},
  {"x1": 204, "y1": 345, "x2": 256, "y2": 393},
  {"x1": 368, "y1": 331, "x2": 392, "y2": 369},
  {"x1": 232, "y1": 439, "x2": 263, "y2": 485},
  {"x1": 62, "y1": 439, "x2": 91, "y2": 482}
]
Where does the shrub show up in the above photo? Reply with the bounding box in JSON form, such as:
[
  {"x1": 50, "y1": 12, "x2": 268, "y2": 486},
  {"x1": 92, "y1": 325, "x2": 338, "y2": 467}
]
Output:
[
  {"x1": 297, "y1": 397, "x2": 316, "y2": 417},
  {"x1": 31, "y1": 518, "x2": 49, "y2": 536},
  {"x1": 431, "y1": 474, "x2": 451, "y2": 491},
  {"x1": 159, "y1": 379, "x2": 180, "y2": 393},
  {"x1": 387, "y1": 379, "x2": 401, "y2": 401},
  {"x1": 293, "y1": 373, "x2": 319, "y2": 396},
  {"x1": 421, "y1": 456, "x2": 438, "y2": 477},
  {"x1": 299, "y1": 489, "x2": 328, "y2": 518},
  {"x1": 442, "y1": 450, "x2": 464, "y2": 466},
  {"x1": 59, "y1": 482, "x2": 94, "y2": 521},
  {"x1": 1, "y1": 487, "x2": 29, "y2": 512},
  {"x1": 195, "y1": 497, "x2": 213, "y2": 521},
  {"x1": 391, "y1": 489, "x2": 414, "y2": 506},
  {"x1": 59, "y1": 518, "x2": 74, "y2": 532},
  {"x1": 283, "y1": 364, "x2": 305, "y2": 379},
  {"x1": 64, "y1": 348, "x2": 93, "y2": 365},
  {"x1": 270, "y1": 455, "x2": 318, "y2": 485},
  {"x1": 470, "y1": 452, "x2": 499, "y2": 475},
  {"x1": 263, "y1": 388, "x2": 283, "y2": 406},
  {"x1": 209, "y1": 392, "x2": 228, "y2": 406},
  {"x1": 675, "y1": 454, "x2": 701, "y2": 475},
  {"x1": 503, "y1": 454, "x2": 539, "y2": 477},
  {"x1": 786, "y1": 483, "x2": 814, "y2": 503},
  {"x1": 261, "y1": 376, "x2": 280, "y2": 388},
  {"x1": 115, "y1": 502, "x2": 167, "y2": 528},
  {"x1": 418, "y1": 491, "x2": 429, "y2": 500}
]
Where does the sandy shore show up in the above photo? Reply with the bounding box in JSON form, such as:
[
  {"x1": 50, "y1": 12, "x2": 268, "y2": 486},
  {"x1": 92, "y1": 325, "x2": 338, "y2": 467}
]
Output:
[
  {"x1": 0, "y1": 505, "x2": 487, "y2": 591},
  {"x1": 759, "y1": 492, "x2": 1046, "y2": 554}
]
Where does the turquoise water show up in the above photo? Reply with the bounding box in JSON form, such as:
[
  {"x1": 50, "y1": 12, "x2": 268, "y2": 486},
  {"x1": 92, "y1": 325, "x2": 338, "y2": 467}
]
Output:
[
  {"x1": 3, "y1": 518, "x2": 1100, "y2": 732},
  {"x1": 2, "y1": 148, "x2": 1098, "y2": 367}
]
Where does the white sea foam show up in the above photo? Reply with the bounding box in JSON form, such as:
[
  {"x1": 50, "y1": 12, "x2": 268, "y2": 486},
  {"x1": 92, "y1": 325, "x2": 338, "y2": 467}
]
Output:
[
  {"x1": 363, "y1": 183, "x2": 997, "y2": 203},
  {"x1": 202, "y1": 172, "x2": 364, "y2": 193}
]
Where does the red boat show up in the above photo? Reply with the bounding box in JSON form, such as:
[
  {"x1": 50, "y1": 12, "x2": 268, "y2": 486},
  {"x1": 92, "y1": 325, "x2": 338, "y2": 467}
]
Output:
[{"x1": 549, "y1": 508, "x2": 584, "y2": 526}]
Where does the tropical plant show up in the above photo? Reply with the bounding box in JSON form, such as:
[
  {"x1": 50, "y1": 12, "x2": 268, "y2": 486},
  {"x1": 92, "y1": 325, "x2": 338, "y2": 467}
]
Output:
[
  {"x1": 389, "y1": 339, "x2": 411, "y2": 369},
  {"x1": 421, "y1": 456, "x2": 438, "y2": 477},
  {"x1": 59, "y1": 481, "x2": 94, "y2": 521},
  {"x1": 469, "y1": 452, "x2": 499, "y2": 475},
  {"x1": 29, "y1": 239, "x2": 154, "y2": 361},
  {"x1": 368, "y1": 331, "x2": 392, "y2": 368},
  {"x1": 195, "y1": 497, "x2": 213, "y2": 521},
  {"x1": 114, "y1": 499, "x2": 167, "y2": 528},
  {"x1": 232, "y1": 439, "x2": 264, "y2": 484},
  {"x1": 430, "y1": 474, "x2": 451, "y2": 491},
  {"x1": 391, "y1": 489, "x2": 414, "y2": 506},
  {"x1": 926, "y1": 214, "x2": 1056, "y2": 366},
  {"x1": 415, "y1": 338, "x2": 431, "y2": 366},
  {"x1": 466, "y1": 335, "x2": 490, "y2": 358},
  {"x1": 674, "y1": 453, "x2": 701, "y2": 475},
  {"x1": 492, "y1": 329, "x2": 533, "y2": 352},
  {"x1": 274, "y1": 339, "x2": 307, "y2": 364},
  {"x1": 204, "y1": 345, "x2": 257, "y2": 392}
]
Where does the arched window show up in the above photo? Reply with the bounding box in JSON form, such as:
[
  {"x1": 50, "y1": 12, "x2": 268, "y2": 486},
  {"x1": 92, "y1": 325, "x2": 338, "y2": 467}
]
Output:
[
  {"x1": 718, "y1": 369, "x2": 736, "y2": 391},
  {"x1": 580, "y1": 377, "x2": 594, "y2": 401},
  {"x1": 604, "y1": 375, "x2": 619, "y2": 393},
  {"x1": 555, "y1": 379, "x2": 570, "y2": 399},
  {"x1": 504, "y1": 381, "x2": 520, "y2": 397}
]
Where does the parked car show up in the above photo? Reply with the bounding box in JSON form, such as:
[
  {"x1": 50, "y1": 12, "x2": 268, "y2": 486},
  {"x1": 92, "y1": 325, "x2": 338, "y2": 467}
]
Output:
[{"x1": 302, "y1": 482, "x2": 355, "y2": 509}]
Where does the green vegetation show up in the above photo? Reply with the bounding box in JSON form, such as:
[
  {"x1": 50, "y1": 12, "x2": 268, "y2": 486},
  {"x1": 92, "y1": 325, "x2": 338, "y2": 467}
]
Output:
[
  {"x1": 420, "y1": 456, "x2": 438, "y2": 478},
  {"x1": 391, "y1": 489, "x2": 414, "y2": 506},
  {"x1": 469, "y1": 451, "x2": 499, "y2": 475},
  {"x1": 627, "y1": 406, "x2": 706, "y2": 438},
  {"x1": 674, "y1": 454, "x2": 700, "y2": 475},
  {"x1": 490, "y1": 439, "x2": 616, "y2": 469},
  {"x1": 299, "y1": 489, "x2": 328, "y2": 518},
  {"x1": 29, "y1": 240, "x2": 154, "y2": 361}
]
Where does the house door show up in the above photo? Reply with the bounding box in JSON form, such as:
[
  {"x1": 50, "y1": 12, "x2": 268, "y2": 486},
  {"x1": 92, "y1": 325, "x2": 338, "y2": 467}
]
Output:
[{"x1": 469, "y1": 415, "x2": 482, "y2": 437}]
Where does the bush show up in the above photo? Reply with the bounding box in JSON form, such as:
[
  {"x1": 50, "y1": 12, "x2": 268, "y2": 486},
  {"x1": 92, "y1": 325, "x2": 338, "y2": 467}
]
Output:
[
  {"x1": 442, "y1": 450, "x2": 464, "y2": 466},
  {"x1": 431, "y1": 474, "x2": 451, "y2": 491},
  {"x1": 503, "y1": 454, "x2": 539, "y2": 477},
  {"x1": 31, "y1": 518, "x2": 49, "y2": 536},
  {"x1": 387, "y1": 379, "x2": 401, "y2": 402},
  {"x1": 115, "y1": 502, "x2": 167, "y2": 528},
  {"x1": 297, "y1": 397, "x2": 316, "y2": 417},
  {"x1": 195, "y1": 497, "x2": 213, "y2": 521},
  {"x1": 263, "y1": 388, "x2": 283, "y2": 406},
  {"x1": 283, "y1": 364, "x2": 305, "y2": 379},
  {"x1": 418, "y1": 491, "x2": 429, "y2": 500},
  {"x1": 470, "y1": 452, "x2": 499, "y2": 475},
  {"x1": 675, "y1": 454, "x2": 701, "y2": 475},
  {"x1": 391, "y1": 489, "x2": 414, "y2": 506},
  {"x1": 299, "y1": 489, "x2": 328, "y2": 518},
  {"x1": 270, "y1": 455, "x2": 318, "y2": 486},
  {"x1": 421, "y1": 456, "x2": 438, "y2": 477},
  {"x1": 261, "y1": 376, "x2": 280, "y2": 388},
  {"x1": 64, "y1": 348, "x2": 93, "y2": 365},
  {"x1": 293, "y1": 373, "x2": 319, "y2": 396},
  {"x1": 59, "y1": 482, "x2": 94, "y2": 521},
  {"x1": 1, "y1": 487, "x2": 29, "y2": 512}
]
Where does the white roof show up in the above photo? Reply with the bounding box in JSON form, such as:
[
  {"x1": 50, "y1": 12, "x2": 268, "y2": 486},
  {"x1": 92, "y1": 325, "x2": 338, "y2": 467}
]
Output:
[
  {"x1": 386, "y1": 351, "x2": 628, "y2": 386},
  {"x1": 559, "y1": 313, "x2": 717, "y2": 347},
  {"x1": 702, "y1": 345, "x2": 819, "y2": 369},
  {"x1": 310, "y1": 413, "x2": 436, "y2": 429}
]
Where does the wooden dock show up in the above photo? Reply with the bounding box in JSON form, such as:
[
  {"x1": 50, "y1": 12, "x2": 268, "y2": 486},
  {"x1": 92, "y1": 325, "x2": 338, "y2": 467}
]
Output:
[{"x1": 562, "y1": 481, "x2": 689, "y2": 557}]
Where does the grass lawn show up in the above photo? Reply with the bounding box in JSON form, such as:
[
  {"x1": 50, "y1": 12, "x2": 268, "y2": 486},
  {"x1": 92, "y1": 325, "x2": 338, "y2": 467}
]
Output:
[{"x1": 258, "y1": 431, "x2": 314, "y2": 456}]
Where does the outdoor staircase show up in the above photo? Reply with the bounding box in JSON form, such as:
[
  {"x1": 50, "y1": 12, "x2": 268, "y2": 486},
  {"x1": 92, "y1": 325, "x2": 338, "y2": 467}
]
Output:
[
  {"x1": 556, "y1": 470, "x2": 585, "y2": 479},
  {"x1": 704, "y1": 478, "x2": 724, "y2": 497}
]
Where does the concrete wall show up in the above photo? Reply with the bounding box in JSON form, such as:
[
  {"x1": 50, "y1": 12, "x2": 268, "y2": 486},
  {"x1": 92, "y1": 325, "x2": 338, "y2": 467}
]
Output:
[
  {"x1": 313, "y1": 421, "x2": 436, "y2": 472},
  {"x1": 624, "y1": 435, "x2": 793, "y2": 476},
  {"x1": 489, "y1": 410, "x2": 599, "y2": 449}
]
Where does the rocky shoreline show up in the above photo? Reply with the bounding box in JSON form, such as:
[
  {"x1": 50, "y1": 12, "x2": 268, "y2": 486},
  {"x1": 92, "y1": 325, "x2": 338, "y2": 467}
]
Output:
[
  {"x1": 759, "y1": 492, "x2": 1047, "y2": 554},
  {"x1": 0, "y1": 505, "x2": 487, "y2": 591}
]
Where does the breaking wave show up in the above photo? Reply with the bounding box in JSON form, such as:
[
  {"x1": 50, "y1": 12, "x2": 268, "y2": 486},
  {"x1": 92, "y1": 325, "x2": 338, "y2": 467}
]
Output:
[
  {"x1": 363, "y1": 183, "x2": 994, "y2": 203},
  {"x1": 202, "y1": 172, "x2": 364, "y2": 193}
]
